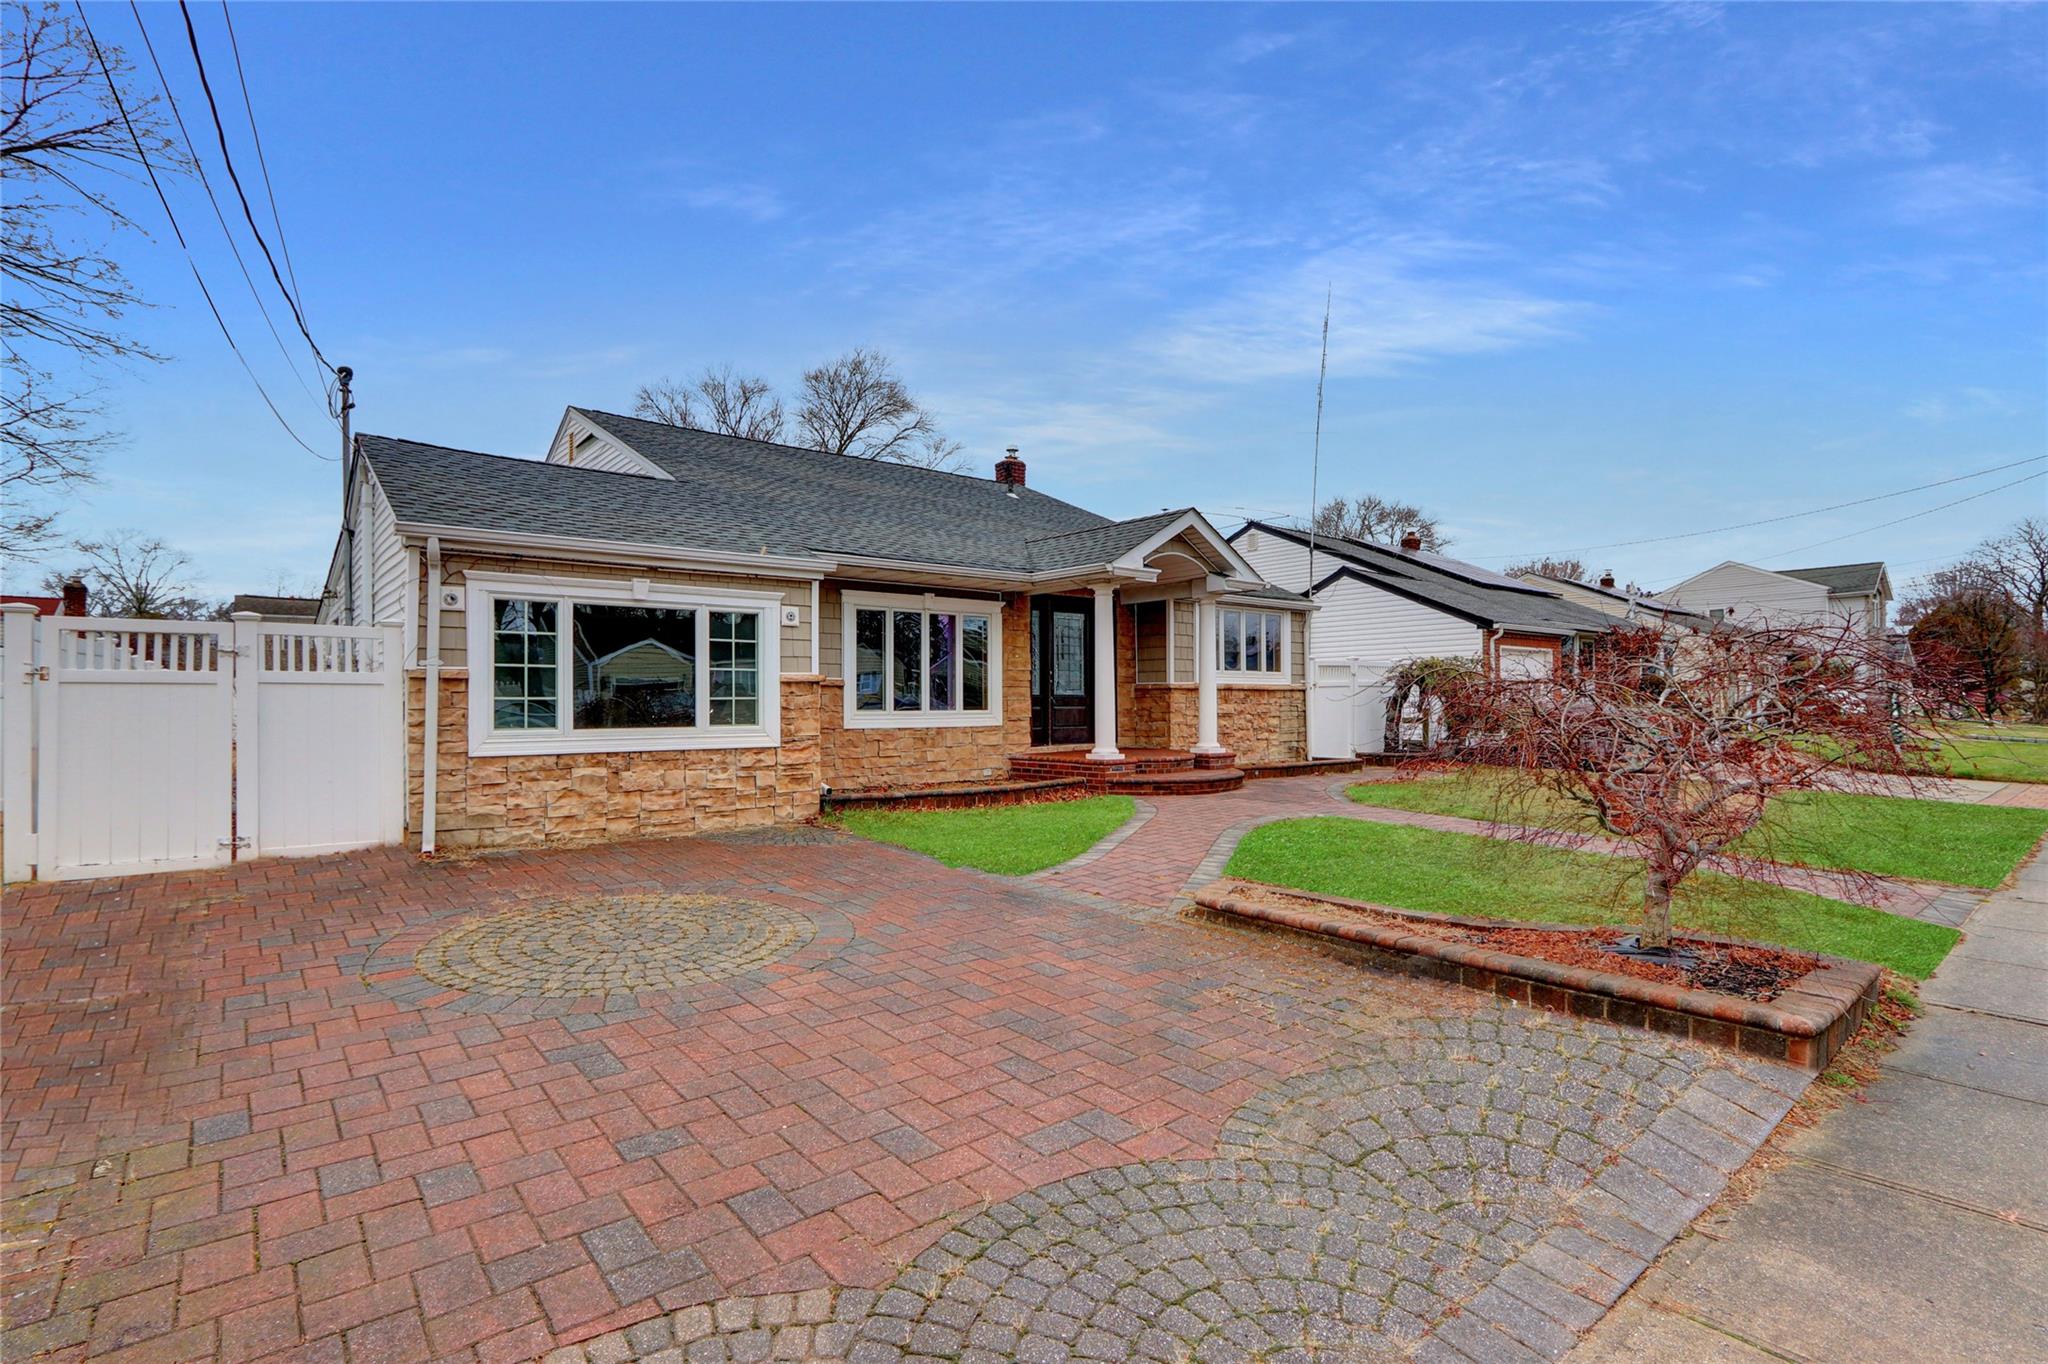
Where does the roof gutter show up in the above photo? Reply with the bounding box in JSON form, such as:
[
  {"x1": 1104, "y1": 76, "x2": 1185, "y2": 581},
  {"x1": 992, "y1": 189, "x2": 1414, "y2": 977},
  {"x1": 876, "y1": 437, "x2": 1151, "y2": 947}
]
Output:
[{"x1": 392, "y1": 523, "x2": 835, "y2": 578}]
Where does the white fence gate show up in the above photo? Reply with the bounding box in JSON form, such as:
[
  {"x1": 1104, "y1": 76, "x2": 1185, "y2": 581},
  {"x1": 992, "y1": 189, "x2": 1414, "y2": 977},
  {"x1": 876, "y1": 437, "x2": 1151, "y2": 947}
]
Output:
[{"x1": 2, "y1": 609, "x2": 402, "y2": 882}]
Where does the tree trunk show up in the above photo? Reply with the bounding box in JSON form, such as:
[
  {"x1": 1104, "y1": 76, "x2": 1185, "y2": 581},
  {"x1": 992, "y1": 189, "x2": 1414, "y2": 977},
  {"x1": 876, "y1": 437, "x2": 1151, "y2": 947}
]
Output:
[{"x1": 1641, "y1": 855, "x2": 1676, "y2": 950}]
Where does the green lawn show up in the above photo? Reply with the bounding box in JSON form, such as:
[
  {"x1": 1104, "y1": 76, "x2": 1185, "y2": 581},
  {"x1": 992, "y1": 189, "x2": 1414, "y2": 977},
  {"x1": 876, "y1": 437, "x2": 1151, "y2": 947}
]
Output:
[
  {"x1": 1226, "y1": 817, "x2": 1960, "y2": 978},
  {"x1": 1347, "y1": 776, "x2": 2048, "y2": 888},
  {"x1": 827, "y1": 795, "x2": 1136, "y2": 875},
  {"x1": 1929, "y1": 735, "x2": 2048, "y2": 783},
  {"x1": 1944, "y1": 720, "x2": 2048, "y2": 742}
]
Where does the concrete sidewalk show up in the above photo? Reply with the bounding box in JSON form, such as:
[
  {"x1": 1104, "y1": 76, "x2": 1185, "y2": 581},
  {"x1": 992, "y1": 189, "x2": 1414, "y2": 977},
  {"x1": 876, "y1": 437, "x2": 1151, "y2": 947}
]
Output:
[{"x1": 1567, "y1": 841, "x2": 2048, "y2": 1363}]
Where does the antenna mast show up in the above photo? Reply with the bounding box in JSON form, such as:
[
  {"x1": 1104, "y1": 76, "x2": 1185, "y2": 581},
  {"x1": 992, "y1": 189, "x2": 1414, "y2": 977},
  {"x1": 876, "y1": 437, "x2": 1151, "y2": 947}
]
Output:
[{"x1": 1306, "y1": 285, "x2": 1331, "y2": 591}]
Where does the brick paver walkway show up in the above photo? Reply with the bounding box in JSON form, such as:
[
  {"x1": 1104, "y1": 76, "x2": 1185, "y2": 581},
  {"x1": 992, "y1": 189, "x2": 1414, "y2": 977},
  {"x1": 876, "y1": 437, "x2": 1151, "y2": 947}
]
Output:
[
  {"x1": 1037, "y1": 774, "x2": 1963, "y2": 923},
  {"x1": 2, "y1": 825, "x2": 1805, "y2": 1364}
]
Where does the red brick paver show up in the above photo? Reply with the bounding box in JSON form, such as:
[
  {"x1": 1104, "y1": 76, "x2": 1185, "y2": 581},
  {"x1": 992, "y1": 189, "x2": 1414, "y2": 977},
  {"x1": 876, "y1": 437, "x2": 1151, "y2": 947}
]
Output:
[{"x1": 3, "y1": 827, "x2": 1480, "y2": 1364}]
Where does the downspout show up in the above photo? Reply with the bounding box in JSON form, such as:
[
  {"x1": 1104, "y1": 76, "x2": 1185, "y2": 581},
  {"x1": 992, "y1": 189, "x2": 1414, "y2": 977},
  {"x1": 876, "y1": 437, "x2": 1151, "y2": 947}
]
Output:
[{"x1": 422, "y1": 536, "x2": 443, "y2": 855}]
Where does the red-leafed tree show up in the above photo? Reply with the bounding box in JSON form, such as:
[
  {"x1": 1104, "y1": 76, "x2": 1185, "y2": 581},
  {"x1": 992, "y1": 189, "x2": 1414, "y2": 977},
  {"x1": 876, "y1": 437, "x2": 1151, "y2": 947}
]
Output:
[{"x1": 1444, "y1": 621, "x2": 1937, "y2": 953}]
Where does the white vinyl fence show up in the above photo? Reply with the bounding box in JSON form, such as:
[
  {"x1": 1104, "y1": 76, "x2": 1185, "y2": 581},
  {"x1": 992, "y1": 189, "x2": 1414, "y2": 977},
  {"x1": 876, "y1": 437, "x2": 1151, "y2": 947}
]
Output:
[{"x1": 2, "y1": 608, "x2": 402, "y2": 882}]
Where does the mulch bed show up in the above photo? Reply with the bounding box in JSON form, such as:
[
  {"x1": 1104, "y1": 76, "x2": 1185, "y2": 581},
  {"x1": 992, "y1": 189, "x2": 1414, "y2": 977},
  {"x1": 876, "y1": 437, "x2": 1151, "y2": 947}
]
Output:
[{"x1": 1244, "y1": 887, "x2": 1818, "y2": 1003}]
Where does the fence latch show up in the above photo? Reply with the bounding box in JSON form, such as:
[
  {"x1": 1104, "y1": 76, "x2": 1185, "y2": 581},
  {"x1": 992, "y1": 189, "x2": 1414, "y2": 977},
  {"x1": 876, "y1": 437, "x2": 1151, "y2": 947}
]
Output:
[{"x1": 217, "y1": 835, "x2": 252, "y2": 849}]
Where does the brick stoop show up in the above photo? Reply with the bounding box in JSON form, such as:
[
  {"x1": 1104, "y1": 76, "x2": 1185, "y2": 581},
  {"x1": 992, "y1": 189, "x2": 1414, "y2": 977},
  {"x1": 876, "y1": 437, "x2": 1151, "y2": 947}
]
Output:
[
  {"x1": 1241, "y1": 757, "x2": 1365, "y2": 780},
  {"x1": 1106, "y1": 767, "x2": 1246, "y2": 797},
  {"x1": 1007, "y1": 747, "x2": 1248, "y2": 795}
]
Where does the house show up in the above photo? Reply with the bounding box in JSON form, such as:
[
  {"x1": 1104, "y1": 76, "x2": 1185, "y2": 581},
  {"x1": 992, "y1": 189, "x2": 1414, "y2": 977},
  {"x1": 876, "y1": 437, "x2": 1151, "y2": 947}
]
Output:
[
  {"x1": 1659, "y1": 560, "x2": 1892, "y2": 634},
  {"x1": 1516, "y1": 571, "x2": 1707, "y2": 628},
  {"x1": 319, "y1": 406, "x2": 1313, "y2": 849},
  {"x1": 1226, "y1": 520, "x2": 1621, "y2": 755},
  {"x1": 228, "y1": 592, "x2": 322, "y2": 621}
]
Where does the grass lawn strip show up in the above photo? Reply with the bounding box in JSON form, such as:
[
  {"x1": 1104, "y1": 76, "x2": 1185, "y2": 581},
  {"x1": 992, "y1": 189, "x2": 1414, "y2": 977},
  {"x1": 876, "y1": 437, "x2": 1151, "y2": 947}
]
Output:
[
  {"x1": 827, "y1": 795, "x2": 1136, "y2": 876},
  {"x1": 1226, "y1": 817, "x2": 1959, "y2": 979},
  {"x1": 1348, "y1": 774, "x2": 2048, "y2": 888},
  {"x1": 1929, "y1": 735, "x2": 2048, "y2": 783}
]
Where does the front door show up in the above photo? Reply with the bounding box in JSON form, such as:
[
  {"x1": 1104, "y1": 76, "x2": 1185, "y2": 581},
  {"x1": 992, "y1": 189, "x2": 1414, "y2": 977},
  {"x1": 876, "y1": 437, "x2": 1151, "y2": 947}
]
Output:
[{"x1": 1029, "y1": 595, "x2": 1093, "y2": 746}]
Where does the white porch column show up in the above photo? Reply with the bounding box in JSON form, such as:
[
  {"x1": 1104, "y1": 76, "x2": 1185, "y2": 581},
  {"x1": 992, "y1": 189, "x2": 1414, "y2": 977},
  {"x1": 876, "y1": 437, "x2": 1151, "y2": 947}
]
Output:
[
  {"x1": 1087, "y1": 584, "x2": 1123, "y2": 761},
  {"x1": 1193, "y1": 596, "x2": 1225, "y2": 755}
]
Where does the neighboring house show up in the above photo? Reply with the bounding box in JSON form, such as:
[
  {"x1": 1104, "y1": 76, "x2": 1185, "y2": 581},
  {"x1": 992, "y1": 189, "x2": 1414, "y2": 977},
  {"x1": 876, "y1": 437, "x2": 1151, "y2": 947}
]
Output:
[
  {"x1": 1659, "y1": 560, "x2": 1892, "y2": 634},
  {"x1": 228, "y1": 593, "x2": 322, "y2": 621},
  {"x1": 1516, "y1": 572, "x2": 1708, "y2": 628},
  {"x1": 319, "y1": 406, "x2": 1311, "y2": 849},
  {"x1": 1228, "y1": 520, "x2": 1619, "y2": 754}
]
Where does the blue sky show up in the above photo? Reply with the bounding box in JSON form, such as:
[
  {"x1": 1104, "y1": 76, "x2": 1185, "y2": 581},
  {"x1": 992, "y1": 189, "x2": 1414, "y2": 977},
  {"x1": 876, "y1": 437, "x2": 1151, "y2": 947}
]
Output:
[{"x1": 16, "y1": 1, "x2": 2046, "y2": 600}]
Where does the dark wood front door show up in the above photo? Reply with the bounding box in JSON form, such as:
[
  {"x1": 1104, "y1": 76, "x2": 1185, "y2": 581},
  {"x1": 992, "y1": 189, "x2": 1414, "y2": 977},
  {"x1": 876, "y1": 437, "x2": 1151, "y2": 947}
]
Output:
[{"x1": 1029, "y1": 595, "x2": 1093, "y2": 746}]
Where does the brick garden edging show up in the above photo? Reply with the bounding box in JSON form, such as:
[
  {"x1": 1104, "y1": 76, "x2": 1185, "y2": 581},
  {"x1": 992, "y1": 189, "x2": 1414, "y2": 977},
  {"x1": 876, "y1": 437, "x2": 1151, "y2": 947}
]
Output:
[{"x1": 1191, "y1": 880, "x2": 1881, "y2": 1071}]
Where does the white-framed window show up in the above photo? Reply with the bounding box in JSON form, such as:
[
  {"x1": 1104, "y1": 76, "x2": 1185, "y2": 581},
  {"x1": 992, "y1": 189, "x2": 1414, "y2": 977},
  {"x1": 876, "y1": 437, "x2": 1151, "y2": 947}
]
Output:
[
  {"x1": 841, "y1": 590, "x2": 1001, "y2": 728},
  {"x1": 465, "y1": 572, "x2": 781, "y2": 755},
  {"x1": 1218, "y1": 606, "x2": 1288, "y2": 679}
]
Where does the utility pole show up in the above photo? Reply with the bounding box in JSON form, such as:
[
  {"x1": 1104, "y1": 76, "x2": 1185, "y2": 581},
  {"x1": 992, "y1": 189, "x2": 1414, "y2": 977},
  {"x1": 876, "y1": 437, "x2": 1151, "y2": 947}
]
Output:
[
  {"x1": 337, "y1": 365, "x2": 356, "y2": 621},
  {"x1": 1306, "y1": 286, "x2": 1331, "y2": 592}
]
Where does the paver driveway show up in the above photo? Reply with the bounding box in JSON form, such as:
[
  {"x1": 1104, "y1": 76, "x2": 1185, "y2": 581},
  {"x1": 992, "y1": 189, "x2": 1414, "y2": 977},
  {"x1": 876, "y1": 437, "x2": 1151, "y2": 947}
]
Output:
[{"x1": 3, "y1": 816, "x2": 1803, "y2": 1364}]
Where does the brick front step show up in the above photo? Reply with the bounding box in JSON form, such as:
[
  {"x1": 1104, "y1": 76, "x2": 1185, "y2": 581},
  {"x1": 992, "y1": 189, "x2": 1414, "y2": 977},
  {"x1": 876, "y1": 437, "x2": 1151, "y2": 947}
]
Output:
[
  {"x1": 821, "y1": 777, "x2": 1087, "y2": 814},
  {"x1": 1106, "y1": 768, "x2": 1246, "y2": 796},
  {"x1": 1192, "y1": 880, "x2": 1880, "y2": 1071},
  {"x1": 1241, "y1": 757, "x2": 1365, "y2": 780},
  {"x1": 1008, "y1": 747, "x2": 1203, "y2": 779}
]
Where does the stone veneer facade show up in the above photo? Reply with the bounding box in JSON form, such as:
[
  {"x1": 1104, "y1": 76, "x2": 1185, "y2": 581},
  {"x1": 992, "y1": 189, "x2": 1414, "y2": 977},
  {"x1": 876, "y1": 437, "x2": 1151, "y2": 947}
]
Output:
[
  {"x1": 407, "y1": 587, "x2": 1307, "y2": 848},
  {"x1": 406, "y1": 671, "x2": 824, "y2": 850},
  {"x1": 818, "y1": 595, "x2": 1034, "y2": 792},
  {"x1": 1125, "y1": 682, "x2": 1307, "y2": 764}
]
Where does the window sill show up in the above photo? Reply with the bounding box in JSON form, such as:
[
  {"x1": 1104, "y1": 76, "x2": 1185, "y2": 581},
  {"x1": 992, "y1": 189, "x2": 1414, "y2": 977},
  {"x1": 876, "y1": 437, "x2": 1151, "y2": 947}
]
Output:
[
  {"x1": 841, "y1": 709, "x2": 1003, "y2": 730},
  {"x1": 1218, "y1": 673, "x2": 1295, "y2": 687},
  {"x1": 470, "y1": 727, "x2": 778, "y2": 758}
]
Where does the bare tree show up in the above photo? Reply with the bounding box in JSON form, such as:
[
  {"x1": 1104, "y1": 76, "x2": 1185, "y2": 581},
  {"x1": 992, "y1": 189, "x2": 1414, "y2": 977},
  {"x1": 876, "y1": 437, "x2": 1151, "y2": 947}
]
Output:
[
  {"x1": 631, "y1": 376, "x2": 701, "y2": 429},
  {"x1": 632, "y1": 365, "x2": 785, "y2": 441},
  {"x1": 1311, "y1": 495, "x2": 1449, "y2": 550},
  {"x1": 1505, "y1": 556, "x2": 1589, "y2": 583},
  {"x1": 794, "y1": 348, "x2": 962, "y2": 470},
  {"x1": 1445, "y1": 620, "x2": 1931, "y2": 953},
  {"x1": 42, "y1": 531, "x2": 212, "y2": 618},
  {"x1": 3, "y1": 1, "x2": 185, "y2": 553},
  {"x1": 1898, "y1": 518, "x2": 2048, "y2": 720}
]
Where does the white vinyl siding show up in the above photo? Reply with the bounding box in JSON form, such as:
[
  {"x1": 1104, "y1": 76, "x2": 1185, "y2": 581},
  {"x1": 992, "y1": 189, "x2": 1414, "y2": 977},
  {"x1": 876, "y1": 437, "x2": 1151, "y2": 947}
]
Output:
[
  {"x1": 1233, "y1": 532, "x2": 1321, "y2": 595},
  {"x1": 1661, "y1": 562, "x2": 1830, "y2": 628},
  {"x1": 366, "y1": 468, "x2": 405, "y2": 627},
  {"x1": 1307, "y1": 576, "x2": 1485, "y2": 667}
]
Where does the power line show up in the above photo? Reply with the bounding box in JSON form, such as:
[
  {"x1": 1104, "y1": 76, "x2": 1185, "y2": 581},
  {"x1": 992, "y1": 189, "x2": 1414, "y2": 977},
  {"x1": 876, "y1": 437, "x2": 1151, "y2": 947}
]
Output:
[
  {"x1": 73, "y1": 1, "x2": 330, "y2": 461},
  {"x1": 1465, "y1": 454, "x2": 2048, "y2": 561},
  {"x1": 126, "y1": 0, "x2": 319, "y2": 406},
  {"x1": 174, "y1": 0, "x2": 331, "y2": 375},
  {"x1": 217, "y1": 0, "x2": 305, "y2": 317},
  {"x1": 1763, "y1": 470, "x2": 2045, "y2": 563}
]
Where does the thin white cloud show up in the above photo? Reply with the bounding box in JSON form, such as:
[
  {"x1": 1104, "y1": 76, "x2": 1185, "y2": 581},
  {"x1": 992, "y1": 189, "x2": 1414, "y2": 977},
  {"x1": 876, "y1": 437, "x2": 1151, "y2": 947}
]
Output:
[
  {"x1": 1887, "y1": 159, "x2": 2041, "y2": 225},
  {"x1": 674, "y1": 183, "x2": 788, "y2": 222},
  {"x1": 1903, "y1": 387, "x2": 2019, "y2": 423},
  {"x1": 1146, "y1": 240, "x2": 1581, "y2": 384}
]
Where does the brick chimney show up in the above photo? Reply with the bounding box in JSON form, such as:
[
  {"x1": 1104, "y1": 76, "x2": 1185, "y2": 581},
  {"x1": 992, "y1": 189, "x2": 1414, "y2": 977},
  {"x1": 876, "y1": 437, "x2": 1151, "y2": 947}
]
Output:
[
  {"x1": 1599, "y1": 571, "x2": 1616, "y2": 589},
  {"x1": 1398, "y1": 530, "x2": 1423, "y2": 552},
  {"x1": 993, "y1": 446, "x2": 1026, "y2": 488},
  {"x1": 59, "y1": 576, "x2": 88, "y2": 616}
]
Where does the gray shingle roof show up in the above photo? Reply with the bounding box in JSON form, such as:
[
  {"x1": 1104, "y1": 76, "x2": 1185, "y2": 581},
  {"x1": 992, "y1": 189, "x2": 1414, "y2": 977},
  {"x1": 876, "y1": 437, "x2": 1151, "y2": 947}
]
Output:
[
  {"x1": 359, "y1": 415, "x2": 1215, "y2": 577},
  {"x1": 1241, "y1": 523, "x2": 1619, "y2": 635},
  {"x1": 1780, "y1": 562, "x2": 1888, "y2": 596},
  {"x1": 1525, "y1": 573, "x2": 1708, "y2": 623}
]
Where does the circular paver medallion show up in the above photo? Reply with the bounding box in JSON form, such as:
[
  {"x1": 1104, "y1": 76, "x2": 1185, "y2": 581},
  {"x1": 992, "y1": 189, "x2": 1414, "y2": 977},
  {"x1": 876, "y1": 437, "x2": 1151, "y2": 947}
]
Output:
[
  {"x1": 856, "y1": 1014, "x2": 1712, "y2": 1362},
  {"x1": 409, "y1": 893, "x2": 817, "y2": 998}
]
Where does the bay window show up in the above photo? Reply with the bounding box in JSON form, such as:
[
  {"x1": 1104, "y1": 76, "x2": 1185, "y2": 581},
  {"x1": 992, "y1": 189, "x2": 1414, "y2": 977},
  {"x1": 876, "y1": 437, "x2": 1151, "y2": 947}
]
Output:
[
  {"x1": 844, "y1": 591, "x2": 999, "y2": 727},
  {"x1": 1218, "y1": 607, "x2": 1288, "y2": 678},
  {"x1": 467, "y1": 574, "x2": 781, "y2": 754}
]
